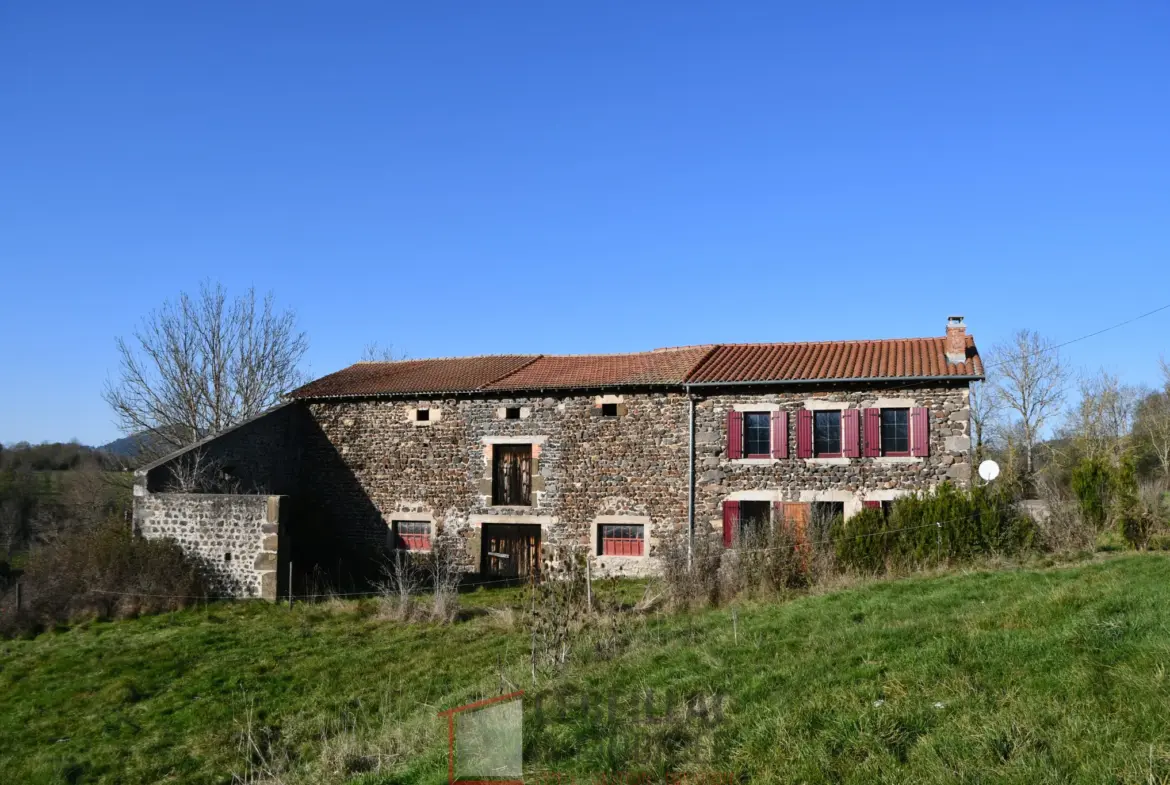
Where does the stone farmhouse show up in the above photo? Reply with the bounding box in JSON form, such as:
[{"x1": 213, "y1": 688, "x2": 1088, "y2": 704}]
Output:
[{"x1": 133, "y1": 317, "x2": 983, "y2": 600}]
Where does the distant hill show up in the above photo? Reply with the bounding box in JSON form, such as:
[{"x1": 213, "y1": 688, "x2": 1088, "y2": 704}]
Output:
[
  {"x1": 99, "y1": 434, "x2": 148, "y2": 460},
  {"x1": 0, "y1": 441, "x2": 126, "y2": 472}
]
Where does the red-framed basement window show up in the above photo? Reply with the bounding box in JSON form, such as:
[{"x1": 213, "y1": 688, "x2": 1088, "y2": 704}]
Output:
[
  {"x1": 598, "y1": 524, "x2": 644, "y2": 556},
  {"x1": 393, "y1": 520, "x2": 431, "y2": 551}
]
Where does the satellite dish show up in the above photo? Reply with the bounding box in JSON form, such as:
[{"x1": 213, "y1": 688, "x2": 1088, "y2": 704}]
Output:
[{"x1": 978, "y1": 460, "x2": 1000, "y2": 482}]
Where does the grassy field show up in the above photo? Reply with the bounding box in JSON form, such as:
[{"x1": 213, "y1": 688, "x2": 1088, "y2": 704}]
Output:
[{"x1": 3, "y1": 554, "x2": 1170, "y2": 784}]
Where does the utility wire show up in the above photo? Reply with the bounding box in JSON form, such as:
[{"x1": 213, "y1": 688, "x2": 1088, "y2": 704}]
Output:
[{"x1": 980, "y1": 302, "x2": 1170, "y2": 374}]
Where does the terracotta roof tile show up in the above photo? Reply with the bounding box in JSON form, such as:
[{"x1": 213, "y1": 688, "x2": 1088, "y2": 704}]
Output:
[
  {"x1": 289, "y1": 355, "x2": 538, "y2": 398},
  {"x1": 484, "y1": 346, "x2": 715, "y2": 391},
  {"x1": 684, "y1": 336, "x2": 982, "y2": 383},
  {"x1": 289, "y1": 336, "x2": 982, "y2": 399}
]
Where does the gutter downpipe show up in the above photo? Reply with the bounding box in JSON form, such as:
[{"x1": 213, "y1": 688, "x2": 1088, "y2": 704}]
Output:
[{"x1": 686, "y1": 384, "x2": 696, "y2": 570}]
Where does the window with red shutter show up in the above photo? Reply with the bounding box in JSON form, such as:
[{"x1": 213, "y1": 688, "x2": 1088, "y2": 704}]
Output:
[
  {"x1": 771, "y1": 411, "x2": 788, "y2": 459},
  {"x1": 813, "y1": 411, "x2": 842, "y2": 457},
  {"x1": 842, "y1": 409, "x2": 861, "y2": 458},
  {"x1": 910, "y1": 407, "x2": 930, "y2": 457},
  {"x1": 863, "y1": 500, "x2": 882, "y2": 510},
  {"x1": 863, "y1": 408, "x2": 882, "y2": 457},
  {"x1": 796, "y1": 410, "x2": 813, "y2": 458},
  {"x1": 722, "y1": 500, "x2": 739, "y2": 548},
  {"x1": 727, "y1": 410, "x2": 744, "y2": 460},
  {"x1": 881, "y1": 408, "x2": 911, "y2": 456},
  {"x1": 743, "y1": 412, "x2": 771, "y2": 457}
]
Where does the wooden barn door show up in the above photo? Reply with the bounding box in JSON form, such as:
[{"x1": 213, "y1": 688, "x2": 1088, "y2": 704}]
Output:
[{"x1": 481, "y1": 524, "x2": 542, "y2": 579}]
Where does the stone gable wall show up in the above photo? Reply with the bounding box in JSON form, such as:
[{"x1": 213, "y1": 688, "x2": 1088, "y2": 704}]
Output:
[
  {"x1": 143, "y1": 403, "x2": 307, "y2": 495},
  {"x1": 135, "y1": 493, "x2": 283, "y2": 599}
]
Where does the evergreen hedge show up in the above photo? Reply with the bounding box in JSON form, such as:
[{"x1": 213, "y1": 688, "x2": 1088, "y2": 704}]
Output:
[{"x1": 832, "y1": 483, "x2": 1035, "y2": 573}]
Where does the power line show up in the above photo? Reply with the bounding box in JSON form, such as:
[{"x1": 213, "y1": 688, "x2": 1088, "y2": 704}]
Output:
[{"x1": 982, "y1": 302, "x2": 1170, "y2": 374}]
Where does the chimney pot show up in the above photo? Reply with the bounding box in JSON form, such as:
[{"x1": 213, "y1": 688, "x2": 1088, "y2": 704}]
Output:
[{"x1": 945, "y1": 316, "x2": 967, "y2": 365}]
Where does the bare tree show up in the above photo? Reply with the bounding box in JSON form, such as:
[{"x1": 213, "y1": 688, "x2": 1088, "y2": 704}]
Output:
[
  {"x1": 1063, "y1": 370, "x2": 1145, "y2": 461},
  {"x1": 1135, "y1": 391, "x2": 1170, "y2": 479},
  {"x1": 992, "y1": 329, "x2": 1070, "y2": 477},
  {"x1": 163, "y1": 449, "x2": 241, "y2": 494},
  {"x1": 360, "y1": 342, "x2": 407, "y2": 362},
  {"x1": 104, "y1": 282, "x2": 308, "y2": 457},
  {"x1": 969, "y1": 376, "x2": 1001, "y2": 461}
]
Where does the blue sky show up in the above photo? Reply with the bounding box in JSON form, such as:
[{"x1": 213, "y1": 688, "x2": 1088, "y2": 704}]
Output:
[{"x1": 2, "y1": 2, "x2": 1168, "y2": 446}]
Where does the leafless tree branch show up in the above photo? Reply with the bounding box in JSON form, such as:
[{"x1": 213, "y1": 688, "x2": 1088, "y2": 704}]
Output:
[
  {"x1": 103, "y1": 281, "x2": 308, "y2": 459},
  {"x1": 991, "y1": 329, "x2": 1070, "y2": 477}
]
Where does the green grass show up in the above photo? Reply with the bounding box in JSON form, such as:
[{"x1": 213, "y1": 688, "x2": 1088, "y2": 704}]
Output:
[{"x1": 4, "y1": 555, "x2": 1170, "y2": 783}]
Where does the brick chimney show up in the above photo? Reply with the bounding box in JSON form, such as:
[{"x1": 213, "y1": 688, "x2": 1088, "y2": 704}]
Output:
[{"x1": 945, "y1": 316, "x2": 967, "y2": 364}]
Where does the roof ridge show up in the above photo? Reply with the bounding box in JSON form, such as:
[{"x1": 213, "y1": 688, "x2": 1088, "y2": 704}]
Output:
[
  {"x1": 354, "y1": 353, "x2": 540, "y2": 366},
  {"x1": 711, "y1": 336, "x2": 946, "y2": 348}
]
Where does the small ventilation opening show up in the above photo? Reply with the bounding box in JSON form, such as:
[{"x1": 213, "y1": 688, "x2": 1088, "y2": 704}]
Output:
[
  {"x1": 505, "y1": 407, "x2": 521, "y2": 420},
  {"x1": 601, "y1": 403, "x2": 618, "y2": 417},
  {"x1": 416, "y1": 409, "x2": 430, "y2": 422}
]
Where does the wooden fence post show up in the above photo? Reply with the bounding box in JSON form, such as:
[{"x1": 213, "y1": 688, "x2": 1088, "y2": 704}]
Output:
[{"x1": 585, "y1": 555, "x2": 593, "y2": 613}]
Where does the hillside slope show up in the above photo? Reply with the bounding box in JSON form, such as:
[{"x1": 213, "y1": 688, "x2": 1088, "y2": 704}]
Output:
[{"x1": 2, "y1": 555, "x2": 1169, "y2": 784}]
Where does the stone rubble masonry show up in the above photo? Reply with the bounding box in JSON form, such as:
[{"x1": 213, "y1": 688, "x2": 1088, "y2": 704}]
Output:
[
  {"x1": 135, "y1": 492, "x2": 285, "y2": 599},
  {"x1": 134, "y1": 380, "x2": 972, "y2": 594},
  {"x1": 695, "y1": 385, "x2": 970, "y2": 528}
]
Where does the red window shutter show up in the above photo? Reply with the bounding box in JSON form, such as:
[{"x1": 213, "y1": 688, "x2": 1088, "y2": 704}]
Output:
[
  {"x1": 842, "y1": 409, "x2": 861, "y2": 458},
  {"x1": 727, "y1": 410, "x2": 743, "y2": 460},
  {"x1": 911, "y1": 407, "x2": 930, "y2": 457},
  {"x1": 796, "y1": 410, "x2": 813, "y2": 458},
  {"x1": 722, "y1": 500, "x2": 740, "y2": 547},
  {"x1": 863, "y1": 500, "x2": 882, "y2": 510},
  {"x1": 771, "y1": 410, "x2": 788, "y2": 459},
  {"x1": 863, "y1": 408, "x2": 881, "y2": 457}
]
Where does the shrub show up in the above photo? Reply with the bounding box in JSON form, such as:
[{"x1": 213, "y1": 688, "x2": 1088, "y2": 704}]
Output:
[
  {"x1": 833, "y1": 483, "x2": 1034, "y2": 574},
  {"x1": 1115, "y1": 472, "x2": 1168, "y2": 551},
  {"x1": 426, "y1": 531, "x2": 462, "y2": 623},
  {"x1": 659, "y1": 528, "x2": 723, "y2": 609},
  {"x1": 723, "y1": 520, "x2": 811, "y2": 598},
  {"x1": 0, "y1": 518, "x2": 208, "y2": 637},
  {"x1": 376, "y1": 549, "x2": 424, "y2": 621},
  {"x1": 1071, "y1": 457, "x2": 1115, "y2": 531}
]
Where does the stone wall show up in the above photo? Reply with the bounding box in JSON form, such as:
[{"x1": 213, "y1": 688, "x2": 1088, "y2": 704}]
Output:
[
  {"x1": 301, "y1": 392, "x2": 691, "y2": 575},
  {"x1": 694, "y1": 384, "x2": 970, "y2": 532},
  {"x1": 134, "y1": 380, "x2": 972, "y2": 588},
  {"x1": 300, "y1": 382, "x2": 969, "y2": 576},
  {"x1": 135, "y1": 493, "x2": 285, "y2": 599}
]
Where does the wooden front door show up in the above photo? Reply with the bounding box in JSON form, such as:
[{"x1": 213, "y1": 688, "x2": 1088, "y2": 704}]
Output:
[{"x1": 481, "y1": 524, "x2": 542, "y2": 579}]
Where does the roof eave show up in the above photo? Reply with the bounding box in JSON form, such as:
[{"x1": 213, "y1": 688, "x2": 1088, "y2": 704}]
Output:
[{"x1": 291, "y1": 373, "x2": 983, "y2": 401}]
